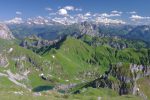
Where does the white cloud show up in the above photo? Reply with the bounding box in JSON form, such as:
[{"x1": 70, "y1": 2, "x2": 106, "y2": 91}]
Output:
[
  {"x1": 59, "y1": 5, "x2": 82, "y2": 13},
  {"x1": 98, "y1": 11, "x2": 122, "y2": 18},
  {"x1": 111, "y1": 10, "x2": 122, "y2": 14},
  {"x1": 76, "y1": 14, "x2": 89, "y2": 21},
  {"x1": 100, "y1": 13, "x2": 121, "y2": 18},
  {"x1": 52, "y1": 16, "x2": 76, "y2": 25},
  {"x1": 85, "y1": 12, "x2": 91, "y2": 17},
  {"x1": 16, "y1": 11, "x2": 22, "y2": 15},
  {"x1": 95, "y1": 17, "x2": 126, "y2": 25},
  {"x1": 130, "y1": 15, "x2": 150, "y2": 21},
  {"x1": 58, "y1": 8, "x2": 68, "y2": 15},
  {"x1": 27, "y1": 16, "x2": 49, "y2": 25},
  {"x1": 92, "y1": 11, "x2": 122, "y2": 18},
  {"x1": 101, "y1": 13, "x2": 110, "y2": 17},
  {"x1": 5, "y1": 17, "x2": 23, "y2": 24},
  {"x1": 63, "y1": 6, "x2": 82, "y2": 11},
  {"x1": 56, "y1": 6, "x2": 82, "y2": 16},
  {"x1": 128, "y1": 11, "x2": 136, "y2": 14},
  {"x1": 45, "y1": 7, "x2": 52, "y2": 11},
  {"x1": 93, "y1": 13, "x2": 99, "y2": 17},
  {"x1": 64, "y1": 6, "x2": 74, "y2": 11},
  {"x1": 75, "y1": 8, "x2": 82, "y2": 11}
]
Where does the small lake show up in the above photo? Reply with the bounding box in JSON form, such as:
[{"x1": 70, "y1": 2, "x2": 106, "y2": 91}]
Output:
[{"x1": 32, "y1": 86, "x2": 54, "y2": 92}]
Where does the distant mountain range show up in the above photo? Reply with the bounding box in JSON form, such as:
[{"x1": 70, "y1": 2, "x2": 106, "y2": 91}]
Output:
[{"x1": 6, "y1": 21, "x2": 150, "y2": 44}]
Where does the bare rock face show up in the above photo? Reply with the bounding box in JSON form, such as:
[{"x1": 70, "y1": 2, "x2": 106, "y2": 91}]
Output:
[
  {"x1": 0, "y1": 24, "x2": 15, "y2": 40},
  {"x1": 79, "y1": 21, "x2": 99, "y2": 36},
  {"x1": 0, "y1": 54, "x2": 9, "y2": 67}
]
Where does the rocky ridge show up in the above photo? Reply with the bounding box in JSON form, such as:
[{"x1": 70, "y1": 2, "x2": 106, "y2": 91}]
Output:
[{"x1": 0, "y1": 24, "x2": 15, "y2": 40}]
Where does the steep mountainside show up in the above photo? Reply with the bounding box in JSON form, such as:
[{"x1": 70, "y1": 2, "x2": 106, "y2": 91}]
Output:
[
  {"x1": 126, "y1": 25, "x2": 150, "y2": 42},
  {"x1": 0, "y1": 24, "x2": 15, "y2": 40}
]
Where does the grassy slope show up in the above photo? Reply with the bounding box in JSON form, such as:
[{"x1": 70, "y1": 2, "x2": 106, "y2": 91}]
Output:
[
  {"x1": 42, "y1": 37, "x2": 150, "y2": 81},
  {"x1": 0, "y1": 37, "x2": 149, "y2": 100},
  {"x1": 43, "y1": 37, "x2": 100, "y2": 81},
  {"x1": 0, "y1": 39, "x2": 53, "y2": 88},
  {"x1": 137, "y1": 76, "x2": 150, "y2": 99}
]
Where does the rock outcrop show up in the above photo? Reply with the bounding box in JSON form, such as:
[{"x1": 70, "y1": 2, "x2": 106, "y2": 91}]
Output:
[
  {"x1": 20, "y1": 35, "x2": 59, "y2": 49},
  {"x1": 79, "y1": 21, "x2": 99, "y2": 36},
  {"x1": 0, "y1": 24, "x2": 15, "y2": 40},
  {"x1": 79, "y1": 63, "x2": 150, "y2": 97},
  {"x1": 0, "y1": 54, "x2": 9, "y2": 67}
]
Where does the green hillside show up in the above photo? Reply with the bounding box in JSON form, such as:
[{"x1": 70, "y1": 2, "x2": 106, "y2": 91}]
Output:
[{"x1": 0, "y1": 36, "x2": 150, "y2": 100}]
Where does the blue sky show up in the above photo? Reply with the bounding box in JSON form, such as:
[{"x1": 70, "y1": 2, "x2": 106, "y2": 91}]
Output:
[{"x1": 0, "y1": 0, "x2": 150, "y2": 24}]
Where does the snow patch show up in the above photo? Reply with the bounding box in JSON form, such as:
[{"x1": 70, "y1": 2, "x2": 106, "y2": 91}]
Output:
[{"x1": 8, "y1": 48, "x2": 13, "y2": 53}]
